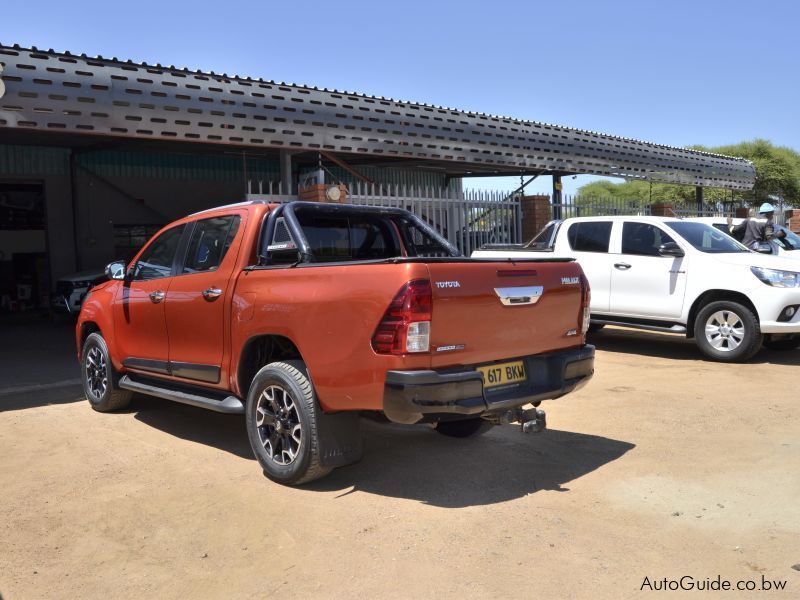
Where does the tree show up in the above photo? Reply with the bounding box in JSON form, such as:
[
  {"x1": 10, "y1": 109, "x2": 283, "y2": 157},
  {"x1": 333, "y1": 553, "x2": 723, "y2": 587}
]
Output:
[{"x1": 576, "y1": 139, "x2": 800, "y2": 206}]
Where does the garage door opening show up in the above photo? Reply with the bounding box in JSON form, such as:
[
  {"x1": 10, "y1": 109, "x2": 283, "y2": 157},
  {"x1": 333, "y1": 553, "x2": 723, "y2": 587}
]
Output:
[{"x1": 0, "y1": 181, "x2": 48, "y2": 314}]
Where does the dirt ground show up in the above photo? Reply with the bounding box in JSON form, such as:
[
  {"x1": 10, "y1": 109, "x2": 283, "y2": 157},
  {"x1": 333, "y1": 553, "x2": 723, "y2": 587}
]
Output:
[{"x1": 1, "y1": 325, "x2": 799, "y2": 599}]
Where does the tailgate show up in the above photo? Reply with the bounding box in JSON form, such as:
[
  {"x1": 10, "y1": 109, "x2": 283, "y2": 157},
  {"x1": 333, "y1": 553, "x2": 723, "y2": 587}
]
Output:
[{"x1": 426, "y1": 260, "x2": 585, "y2": 368}]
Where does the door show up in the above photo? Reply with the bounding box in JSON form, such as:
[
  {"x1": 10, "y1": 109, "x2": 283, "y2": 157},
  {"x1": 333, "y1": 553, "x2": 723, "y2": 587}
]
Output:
[
  {"x1": 113, "y1": 223, "x2": 188, "y2": 374},
  {"x1": 609, "y1": 221, "x2": 688, "y2": 319},
  {"x1": 564, "y1": 220, "x2": 614, "y2": 312},
  {"x1": 164, "y1": 214, "x2": 243, "y2": 384}
]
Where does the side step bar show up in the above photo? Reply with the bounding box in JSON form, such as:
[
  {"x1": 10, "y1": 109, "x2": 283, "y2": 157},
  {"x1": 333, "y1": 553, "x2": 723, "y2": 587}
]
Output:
[
  {"x1": 593, "y1": 319, "x2": 687, "y2": 334},
  {"x1": 119, "y1": 375, "x2": 245, "y2": 414}
]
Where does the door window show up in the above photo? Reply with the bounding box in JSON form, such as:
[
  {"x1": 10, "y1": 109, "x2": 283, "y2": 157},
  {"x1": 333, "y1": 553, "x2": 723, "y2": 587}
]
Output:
[
  {"x1": 621, "y1": 222, "x2": 676, "y2": 256},
  {"x1": 182, "y1": 215, "x2": 241, "y2": 274},
  {"x1": 132, "y1": 224, "x2": 186, "y2": 281},
  {"x1": 567, "y1": 221, "x2": 612, "y2": 252}
]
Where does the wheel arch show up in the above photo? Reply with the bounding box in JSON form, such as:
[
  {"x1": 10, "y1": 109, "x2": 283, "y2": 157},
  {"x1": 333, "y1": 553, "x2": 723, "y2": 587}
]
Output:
[
  {"x1": 79, "y1": 321, "x2": 103, "y2": 350},
  {"x1": 686, "y1": 290, "x2": 759, "y2": 339},
  {"x1": 236, "y1": 334, "x2": 304, "y2": 399}
]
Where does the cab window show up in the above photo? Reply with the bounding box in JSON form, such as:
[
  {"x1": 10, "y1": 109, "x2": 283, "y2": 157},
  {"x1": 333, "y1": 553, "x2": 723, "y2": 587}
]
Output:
[
  {"x1": 621, "y1": 222, "x2": 676, "y2": 256},
  {"x1": 182, "y1": 215, "x2": 241, "y2": 274},
  {"x1": 132, "y1": 224, "x2": 186, "y2": 281},
  {"x1": 567, "y1": 221, "x2": 612, "y2": 253}
]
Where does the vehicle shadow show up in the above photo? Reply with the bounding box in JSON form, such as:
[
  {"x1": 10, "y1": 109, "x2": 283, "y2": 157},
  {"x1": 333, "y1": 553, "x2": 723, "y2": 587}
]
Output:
[
  {"x1": 307, "y1": 420, "x2": 634, "y2": 508},
  {"x1": 0, "y1": 384, "x2": 84, "y2": 412},
  {"x1": 590, "y1": 327, "x2": 800, "y2": 365},
  {"x1": 128, "y1": 397, "x2": 634, "y2": 508},
  {"x1": 130, "y1": 395, "x2": 254, "y2": 459}
]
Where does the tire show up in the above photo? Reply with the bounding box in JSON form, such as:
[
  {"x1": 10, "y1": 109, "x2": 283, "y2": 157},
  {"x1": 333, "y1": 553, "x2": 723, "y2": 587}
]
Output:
[
  {"x1": 81, "y1": 332, "x2": 132, "y2": 412},
  {"x1": 245, "y1": 360, "x2": 332, "y2": 486},
  {"x1": 763, "y1": 334, "x2": 800, "y2": 351},
  {"x1": 588, "y1": 323, "x2": 605, "y2": 333},
  {"x1": 434, "y1": 417, "x2": 494, "y2": 438},
  {"x1": 693, "y1": 301, "x2": 762, "y2": 362}
]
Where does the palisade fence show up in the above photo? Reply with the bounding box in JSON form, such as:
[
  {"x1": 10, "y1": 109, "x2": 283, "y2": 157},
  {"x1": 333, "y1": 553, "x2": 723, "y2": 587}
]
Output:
[
  {"x1": 553, "y1": 195, "x2": 790, "y2": 225},
  {"x1": 246, "y1": 180, "x2": 791, "y2": 253},
  {"x1": 348, "y1": 183, "x2": 521, "y2": 255},
  {"x1": 247, "y1": 181, "x2": 523, "y2": 255}
]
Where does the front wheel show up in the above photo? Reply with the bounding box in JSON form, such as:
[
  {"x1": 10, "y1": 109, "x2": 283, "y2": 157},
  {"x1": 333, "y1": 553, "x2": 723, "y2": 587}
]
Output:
[
  {"x1": 763, "y1": 334, "x2": 800, "y2": 351},
  {"x1": 81, "y1": 332, "x2": 132, "y2": 412},
  {"x1": 245, "y1": 361, "x2": 331, "y2": 486},
  {"x1": 693, "y1": 301, "x2": 762, "y2": 362}
]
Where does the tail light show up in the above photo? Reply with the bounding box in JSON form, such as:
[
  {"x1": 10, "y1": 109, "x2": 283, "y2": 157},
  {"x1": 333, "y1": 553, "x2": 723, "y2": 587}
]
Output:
[
  {"x1": 372, "y1": 279, "x2": 432, "y2": 354},
  {"x1": 580, "y1": 273, "x2": 591, "y2": 338}
]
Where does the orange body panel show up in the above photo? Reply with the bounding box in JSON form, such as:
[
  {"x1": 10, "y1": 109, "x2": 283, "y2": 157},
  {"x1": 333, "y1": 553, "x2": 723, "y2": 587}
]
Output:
[{"x1": 77, "y1": 202, "x2": 587, "y2": 412}]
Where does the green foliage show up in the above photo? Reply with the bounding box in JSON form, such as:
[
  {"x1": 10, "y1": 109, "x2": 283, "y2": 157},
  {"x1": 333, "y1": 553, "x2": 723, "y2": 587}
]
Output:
[{"x1": 576, "y1": 139, "x2": 800, "y2": 206}]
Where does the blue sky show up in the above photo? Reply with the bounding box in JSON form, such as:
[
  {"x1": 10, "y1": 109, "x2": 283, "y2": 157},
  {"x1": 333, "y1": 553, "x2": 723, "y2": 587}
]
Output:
[{"x1": 2, "y1": 0, "x2": 796, "y2": 195}]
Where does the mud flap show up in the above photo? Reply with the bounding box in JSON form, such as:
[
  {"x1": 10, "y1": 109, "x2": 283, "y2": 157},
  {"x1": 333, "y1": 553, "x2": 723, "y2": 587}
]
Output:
[{"x1": 317, "y1": 410, "x2": 362, "y2": 468}]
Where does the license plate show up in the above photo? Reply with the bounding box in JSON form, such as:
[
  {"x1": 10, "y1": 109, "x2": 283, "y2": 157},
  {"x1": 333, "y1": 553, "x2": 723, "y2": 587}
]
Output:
[{"x1": 478, "y1": 360, "x2": 526, "y2": 388}]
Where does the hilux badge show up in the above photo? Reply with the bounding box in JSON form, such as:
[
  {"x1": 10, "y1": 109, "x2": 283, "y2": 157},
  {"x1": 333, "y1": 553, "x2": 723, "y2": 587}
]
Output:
[{"x1": 561, "y1": 277, "x2": 580, "y2": 285}]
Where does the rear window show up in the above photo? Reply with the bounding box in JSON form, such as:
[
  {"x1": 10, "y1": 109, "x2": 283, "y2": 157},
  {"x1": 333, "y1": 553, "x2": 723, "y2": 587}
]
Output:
[
  {"x1": 567, "y1": 221, "x2": 612, "y2": 253},
  {"x1": 261, "y1": 206, "x2": 458, "y2": 265},
  {"x1": 296, "y1": 214, "x2": 401, "y2": 261}
]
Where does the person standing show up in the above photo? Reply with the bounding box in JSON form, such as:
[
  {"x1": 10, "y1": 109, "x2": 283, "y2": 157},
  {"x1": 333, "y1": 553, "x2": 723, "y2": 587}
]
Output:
[{"x1": 727, "y1": 203, "x2": 785, "y2": 250}]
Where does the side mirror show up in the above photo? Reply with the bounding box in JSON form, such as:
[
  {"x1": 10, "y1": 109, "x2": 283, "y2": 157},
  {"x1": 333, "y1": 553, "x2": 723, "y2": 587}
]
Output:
[
  {"x1": 755, "y1": 242, "x2": 773, "y2": 254},
  {"x1": 105, "y1": 261, "x2": 127, "y2": 280},
  {"x1": 658, "y1": 242, "x2": 685, "y2": 258}
]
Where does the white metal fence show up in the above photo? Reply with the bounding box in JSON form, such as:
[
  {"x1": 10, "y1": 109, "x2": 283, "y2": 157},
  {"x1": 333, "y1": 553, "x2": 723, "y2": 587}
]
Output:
[
  {"x1": 347, "y1": 184, "x2": 522, "y2": 255},
  {"x1": 247, "y1": 181, "x2": 523, "y2": 255}
]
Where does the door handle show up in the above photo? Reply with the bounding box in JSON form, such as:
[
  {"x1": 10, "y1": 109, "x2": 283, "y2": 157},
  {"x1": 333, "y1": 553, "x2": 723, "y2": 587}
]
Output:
[
  {"x1": 614, "y1": 263, "x2": 632, "y2": 270},
  {"x1": 202, "y1": 287, "x2": 222, "y2": 301},
  {"x1": 149, "y1": 290, "x2": 166, "y2": 303}
]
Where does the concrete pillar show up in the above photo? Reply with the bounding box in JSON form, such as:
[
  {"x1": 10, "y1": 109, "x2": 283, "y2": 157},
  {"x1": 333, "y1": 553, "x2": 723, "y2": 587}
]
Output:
[{"x1": 520, "y1": 194, "x2": 552, "y2": 242}]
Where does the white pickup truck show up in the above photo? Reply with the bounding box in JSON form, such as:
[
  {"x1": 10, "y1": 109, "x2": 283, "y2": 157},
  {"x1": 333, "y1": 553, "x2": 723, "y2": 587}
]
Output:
[{"x1": 474, "y1": 216, "x2": 800, "y2": 361}]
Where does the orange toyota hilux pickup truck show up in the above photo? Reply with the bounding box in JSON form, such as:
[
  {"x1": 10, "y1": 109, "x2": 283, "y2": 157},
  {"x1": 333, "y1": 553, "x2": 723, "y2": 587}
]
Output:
[{"x1": 76, "y1": 201, "x2": 594, "y2": 485}]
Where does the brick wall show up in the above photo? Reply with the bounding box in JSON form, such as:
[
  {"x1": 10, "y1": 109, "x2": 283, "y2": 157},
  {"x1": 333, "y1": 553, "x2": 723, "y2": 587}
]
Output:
[
  {"x1": 520, "y1": 195, "x2": 551, "y2": 242},
  {"x1": 784, "y1": 209, "x2": 800, "y2": 234},
  {"x1": 297, "y1": 184, "x2": 348, "y2": 203}
]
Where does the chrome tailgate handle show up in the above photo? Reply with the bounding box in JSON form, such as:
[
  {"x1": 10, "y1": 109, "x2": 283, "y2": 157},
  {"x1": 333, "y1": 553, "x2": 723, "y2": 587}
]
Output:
[{"x1": 494, "y1": 286, "x2": 543, "y2": 306}]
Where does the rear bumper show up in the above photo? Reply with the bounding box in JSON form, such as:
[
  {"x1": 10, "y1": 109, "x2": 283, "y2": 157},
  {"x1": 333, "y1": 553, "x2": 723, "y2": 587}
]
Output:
[{"x1": 383, "y1": 345, "x2": 595, "y2": 424}]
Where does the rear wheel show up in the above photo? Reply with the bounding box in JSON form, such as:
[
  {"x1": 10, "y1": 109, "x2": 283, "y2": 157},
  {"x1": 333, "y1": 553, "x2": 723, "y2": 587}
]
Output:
[
  {"x1": 81, "y1": 332, "x2": 132, "y2": 412},
  {"x1": 588, "y1": 323, "x2": 605, "y2": 333},
  {"x1": 245, "y1": 361, "x2": 331, "y2": 485},
  {"x1": 693, "y1": 301, "x2": 762, "y2": 362},
  {"x1": 763, "y1": 334, "x2": 800, "y2": 351},
  {"x1": 434, "y1": 418, "x2": 493, "y2": 438}
]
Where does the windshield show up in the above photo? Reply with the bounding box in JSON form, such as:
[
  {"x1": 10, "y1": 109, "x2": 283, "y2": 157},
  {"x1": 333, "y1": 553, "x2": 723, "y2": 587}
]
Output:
[
  {"x1": 524, "y1": 221, "x2": 558, "y2": 249},
  {"x1": 667, "y1": 222, "x2": 749, "y2": 253},
  {"x1": 776, "y1": 226, "x2": 800, "y2": 250}
]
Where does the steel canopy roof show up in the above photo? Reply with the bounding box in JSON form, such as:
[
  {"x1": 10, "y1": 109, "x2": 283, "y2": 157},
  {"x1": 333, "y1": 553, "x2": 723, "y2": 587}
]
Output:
[{"x1": 0, "y1": 44, "x2": 755, "y2": 190}]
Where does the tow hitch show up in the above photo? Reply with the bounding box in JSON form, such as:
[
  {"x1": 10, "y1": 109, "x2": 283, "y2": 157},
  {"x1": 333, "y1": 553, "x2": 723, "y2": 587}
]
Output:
[{"x1": 495, "y1": 407, "x2": 547, "y2": 433}]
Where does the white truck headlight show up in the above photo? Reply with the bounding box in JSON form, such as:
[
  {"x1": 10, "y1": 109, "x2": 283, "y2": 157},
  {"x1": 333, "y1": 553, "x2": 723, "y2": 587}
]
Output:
[{"x1": 750, "y1": 266, "x2": 800, "y2": 288}]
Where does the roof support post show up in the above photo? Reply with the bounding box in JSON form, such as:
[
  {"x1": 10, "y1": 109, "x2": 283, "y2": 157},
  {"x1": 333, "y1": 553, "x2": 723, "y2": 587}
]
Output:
[
  {"x1": 696, "y1": 186, "x2": 704, "y2": 212},
  {"x1": 552, "y1": 173, "x2": 563, "y2": 220},
  {"x1": 280, "y1": 149, "x2": 295, "y2": 196}
]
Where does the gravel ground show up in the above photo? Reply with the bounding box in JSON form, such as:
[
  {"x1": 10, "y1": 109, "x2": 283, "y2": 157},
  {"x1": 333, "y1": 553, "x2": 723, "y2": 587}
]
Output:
[{"x1": 1, "y1": 326, "x2": 798, "y2": 599}]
